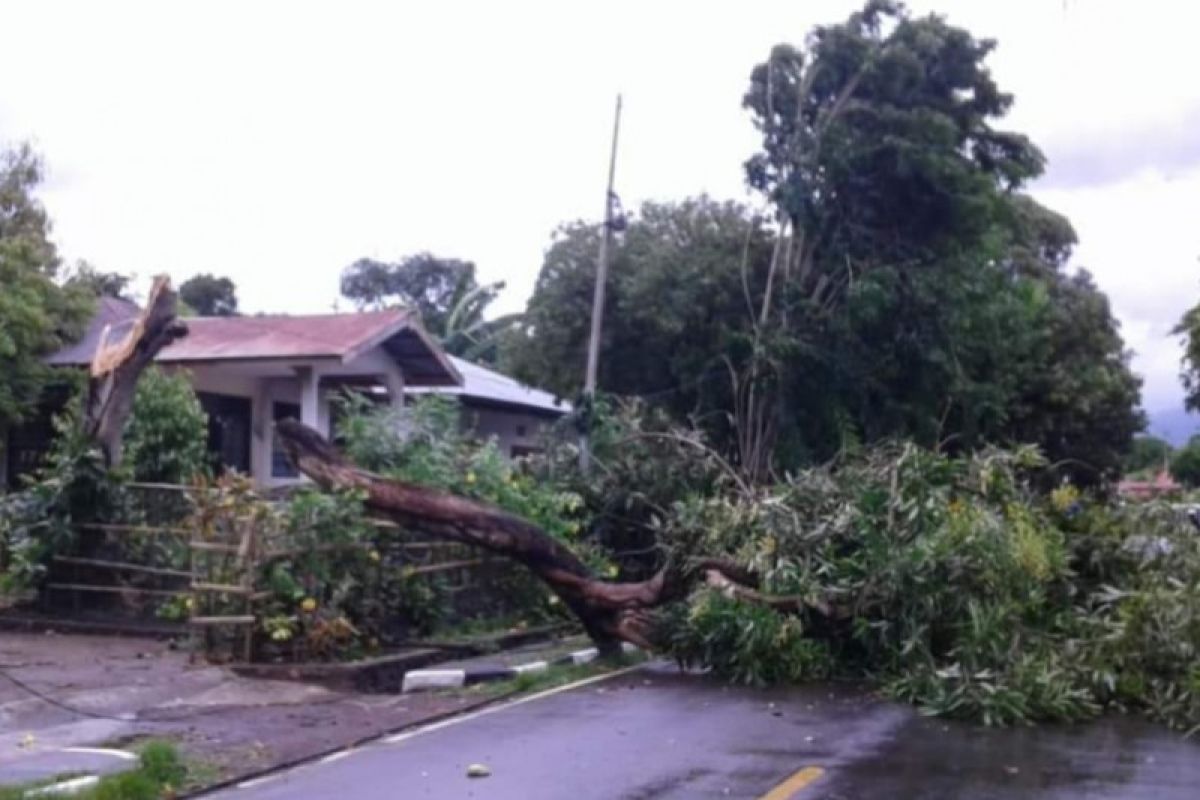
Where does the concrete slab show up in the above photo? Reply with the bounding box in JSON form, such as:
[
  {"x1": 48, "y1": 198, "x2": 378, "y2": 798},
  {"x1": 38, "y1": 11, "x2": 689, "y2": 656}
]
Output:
[{"x1": 0, "y1": 747, "x2": 135, "y2": 787}]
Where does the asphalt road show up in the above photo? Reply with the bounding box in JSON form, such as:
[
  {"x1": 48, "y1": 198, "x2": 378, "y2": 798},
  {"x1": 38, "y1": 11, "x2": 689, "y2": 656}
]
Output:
[{"x1": 207, "y1": 663, "x2": 1200, "y2": 799}]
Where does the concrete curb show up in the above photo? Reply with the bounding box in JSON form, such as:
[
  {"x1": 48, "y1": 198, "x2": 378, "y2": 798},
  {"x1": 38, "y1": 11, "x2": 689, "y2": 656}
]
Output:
[{"x1": 401, "y1": 642, "x2": 639, "y2": 692}]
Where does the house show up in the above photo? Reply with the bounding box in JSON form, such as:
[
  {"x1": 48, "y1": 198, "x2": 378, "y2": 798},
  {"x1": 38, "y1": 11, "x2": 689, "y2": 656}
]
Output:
[
  {"x1": 1116, "y1": 469, "x2": 1181, "y2": 501},
  {"x1": 413, "y1": 356, "x2": 570, "y2": 459},
  {"x1": 3, "y1": 298, "x2": 568, "y2": 488}
]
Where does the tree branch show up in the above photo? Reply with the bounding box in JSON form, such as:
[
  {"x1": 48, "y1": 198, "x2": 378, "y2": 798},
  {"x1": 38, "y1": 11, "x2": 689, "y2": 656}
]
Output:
[{"x1": 83, "y1": 276, "x2": 187, "y2": 467}]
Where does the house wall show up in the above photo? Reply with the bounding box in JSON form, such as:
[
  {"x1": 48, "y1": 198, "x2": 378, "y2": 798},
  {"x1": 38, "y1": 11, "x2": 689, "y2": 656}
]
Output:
[
  {"x1": 179, "y1": 365, "x2": 330, "y2": 488},
  {"x1": 462, "y1": 404, "x2": 558, "y2": 457},
  {"x1": 179, "y1": 357, "x2": 405, "y2": 488}
]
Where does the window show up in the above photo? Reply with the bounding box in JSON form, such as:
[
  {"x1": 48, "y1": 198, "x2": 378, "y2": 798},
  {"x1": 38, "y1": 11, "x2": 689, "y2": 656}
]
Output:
[
  {"x1": 197, "y1": 393, "x2": 252, "y2": 476},
  {"x1": 272, "y1": 402, "x2": 301, "y2": 478}
]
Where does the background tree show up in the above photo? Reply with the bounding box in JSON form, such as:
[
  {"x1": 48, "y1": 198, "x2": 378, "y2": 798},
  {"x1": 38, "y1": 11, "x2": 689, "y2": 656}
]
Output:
[
  {"x1": 506, "y1": 2, "x2": 1142, "y2": 482},
  {"x1": 1170, "y1": 435, "x2": 1200, "y2": 487},
  {"x1": 504, "y1": 197, "x2": 774, "y2": 416},
  {"x1": 1124, "y1": 435, "x2": 1174, "y2": 476},
  {"x1": 64, "y1": 261, "x2": 134, "y2": 300},
  {"x1": 341, "y1": 254, "x2": 516, "y2": 363},
  {"x1": 179, "y1": 273, "x2": 239, "y2": 317},
  {"x1": 0, "y1": 143, "x2": 92, "y2": 433},
  {"x1": 1176, "y1": 295, "x2": 1200, "y2": 412}
]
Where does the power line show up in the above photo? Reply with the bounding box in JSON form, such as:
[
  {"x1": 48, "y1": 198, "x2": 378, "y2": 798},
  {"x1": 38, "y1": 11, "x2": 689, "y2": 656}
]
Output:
[{"x1": 0, "y1": 665, "x2": 136, "y2": 723}]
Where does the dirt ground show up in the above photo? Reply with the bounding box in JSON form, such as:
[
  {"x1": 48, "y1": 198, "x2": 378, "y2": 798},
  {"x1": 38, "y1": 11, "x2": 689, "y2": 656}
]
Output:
[{"x1": 0, "y1": 631, "x2": 488, "y2": 788}]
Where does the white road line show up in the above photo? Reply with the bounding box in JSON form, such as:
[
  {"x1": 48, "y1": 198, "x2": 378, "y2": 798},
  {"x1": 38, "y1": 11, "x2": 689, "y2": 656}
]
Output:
[
  {"x1": 27, "y1": 774, "x2": 100, "y2": 797},
  {"x1": 236, "y1": 773, "x2": 282, "y2": 790},
  {"x1": 384, "y1": 662, "x2": 646, "y2": 746},
  {"x1": 317, "y1": 749, "x2": 355, "y2": 765},
  {"x1": 60, "y1": 746, "x2": 138, "y2": 761},
  {"x1": 217, "y1": 661, "x2": 649, "y2": 793}
]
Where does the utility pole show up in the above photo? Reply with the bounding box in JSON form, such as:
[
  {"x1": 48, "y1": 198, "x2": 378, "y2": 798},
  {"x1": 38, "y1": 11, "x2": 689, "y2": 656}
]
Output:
[{"x1": 580, "y1": 93, "x2": 623, "y2": 472}]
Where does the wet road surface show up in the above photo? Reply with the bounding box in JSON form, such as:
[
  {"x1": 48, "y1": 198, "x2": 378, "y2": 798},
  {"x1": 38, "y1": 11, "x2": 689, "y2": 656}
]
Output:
[{"x1": 207, "y1": 663, "x2": 1200, "y2": 799}]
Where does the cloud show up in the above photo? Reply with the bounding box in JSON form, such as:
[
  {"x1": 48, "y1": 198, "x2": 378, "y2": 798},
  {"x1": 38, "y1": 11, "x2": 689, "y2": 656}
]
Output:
[
  {"x1": 1037, "y1": 103, "x2": 1200, "y2": 190},
  {"x1": 1, "y1": 0, "x2": 1196, "y2": 417},
  {"x1": 1034, "y1": 164, "x2": 1200, "y2": 412}
]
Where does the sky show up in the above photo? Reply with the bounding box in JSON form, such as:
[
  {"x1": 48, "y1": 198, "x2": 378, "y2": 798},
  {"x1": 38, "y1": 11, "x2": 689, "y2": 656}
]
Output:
[{"x1": 1, "y1": 0, "x2": 1197, "y2": 423}]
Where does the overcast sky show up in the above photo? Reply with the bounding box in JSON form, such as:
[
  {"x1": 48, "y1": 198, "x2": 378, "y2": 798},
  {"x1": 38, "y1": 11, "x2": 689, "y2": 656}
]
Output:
[{"x1": 2, "y1": 0, "x2": 1196, "y2": 419}]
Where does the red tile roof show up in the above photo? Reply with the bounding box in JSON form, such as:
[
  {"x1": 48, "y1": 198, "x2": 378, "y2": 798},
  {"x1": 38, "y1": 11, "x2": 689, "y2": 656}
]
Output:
[
  {"x1": 47, "y1": 304, "x2": 461, "y2": 387},
  {"x1": 160, "y1": 309, "x2": 412, "y2": 361}
]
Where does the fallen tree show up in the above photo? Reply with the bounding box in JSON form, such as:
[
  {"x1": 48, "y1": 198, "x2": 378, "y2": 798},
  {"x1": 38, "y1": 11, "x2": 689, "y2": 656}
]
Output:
[
  {"x1": 275, "y1": 418, "x2": 799, "y2": 654},
  {"x1": 59, "y1": 284, "x2": 1200, "y2": 732}
]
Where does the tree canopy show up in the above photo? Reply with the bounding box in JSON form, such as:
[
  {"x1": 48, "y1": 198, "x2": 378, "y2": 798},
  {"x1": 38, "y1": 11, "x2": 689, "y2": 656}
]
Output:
[
  {"x1": 179, "y1": 273, "x2": 239, "y2": 317},
  {"x1": 1176, "y1": 296, "x2": 1200, "y2": 413},
  {"x1": 65, "y1": 262, "x2": 134, "y2": 300},
  {"x1": 1124, "y1": 435, "x2": 1173, "y2": 477},
  {"x1": 341, "y1": 254, "x2": 515, "y2": 363},
  {"x1": 0, "y1": 143, "x2": 92, "y2": 432},
  {"x1": 504, "y1": 1, "x2": 1142, "y2": 483},
  {"x1": 1170, "y1": 435, "x2": 1200, "y2": 487}
]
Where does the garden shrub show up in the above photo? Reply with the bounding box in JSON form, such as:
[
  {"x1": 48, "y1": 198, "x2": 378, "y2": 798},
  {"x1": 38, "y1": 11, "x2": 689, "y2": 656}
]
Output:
[
  {"x1": 183, "y1": 394, "x2": 592, "y2": 660},
  {"x1": 1, "y1": 371, "x2": 207, "y2": 594},
  {"x1": 124, "y1": 367, "x2": 209, "y2": 484}
]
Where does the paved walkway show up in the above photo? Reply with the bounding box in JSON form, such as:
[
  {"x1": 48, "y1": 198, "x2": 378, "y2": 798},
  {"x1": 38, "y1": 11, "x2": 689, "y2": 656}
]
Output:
[{"x1": 0, "y1": 632, "x2": 481, "y2": 788}]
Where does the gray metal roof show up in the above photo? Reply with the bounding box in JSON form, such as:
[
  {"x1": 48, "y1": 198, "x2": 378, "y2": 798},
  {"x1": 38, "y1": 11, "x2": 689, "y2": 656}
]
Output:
[
  {"x1": 408, "y1": 356, "x2": 571, "y2": 416},
  {"x1": 45, "y1": 296, "x2": 141, "y2": 366}
]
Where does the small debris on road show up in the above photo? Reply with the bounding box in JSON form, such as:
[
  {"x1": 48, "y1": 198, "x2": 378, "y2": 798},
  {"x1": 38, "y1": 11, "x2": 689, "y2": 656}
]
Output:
[{"x1": 466, "y1": 763, "x2": 492, "y2": 778}]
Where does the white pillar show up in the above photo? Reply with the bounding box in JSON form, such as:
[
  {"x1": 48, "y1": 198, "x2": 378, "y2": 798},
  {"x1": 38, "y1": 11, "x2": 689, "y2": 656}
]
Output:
[
  {"x1": 297, "y1": 366, "x2": 320, "y2": 429},
  {"x1": 382, "y1": 362, "x2": 406, "y2": 411},
  {"x1": 250, "y1": 379, "x2": 271, "y2": 485}
]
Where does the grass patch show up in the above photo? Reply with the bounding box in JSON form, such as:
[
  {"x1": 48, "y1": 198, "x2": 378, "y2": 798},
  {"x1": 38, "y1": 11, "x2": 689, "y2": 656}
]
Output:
[{"x1": 0, "y1": 740, "x2": 223, "y2": 799}]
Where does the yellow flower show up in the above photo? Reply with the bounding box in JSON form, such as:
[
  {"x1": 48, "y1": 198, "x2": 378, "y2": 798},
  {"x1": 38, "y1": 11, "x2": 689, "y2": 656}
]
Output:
[
  {"x1": 300, "y1": 597, "x2": 317, "y2": 613},
  {"x1": 1050, "y1": 485, "x2": 1080, "y2": 513},
  {"x1": 465, "y1": 471, "x2": 477, "y2": 485}
]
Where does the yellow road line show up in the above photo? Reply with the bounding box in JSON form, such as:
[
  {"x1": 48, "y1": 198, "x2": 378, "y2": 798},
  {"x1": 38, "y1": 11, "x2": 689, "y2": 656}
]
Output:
[{"x1": 759, "y1": 766, "x2": 826, "y2": 800}]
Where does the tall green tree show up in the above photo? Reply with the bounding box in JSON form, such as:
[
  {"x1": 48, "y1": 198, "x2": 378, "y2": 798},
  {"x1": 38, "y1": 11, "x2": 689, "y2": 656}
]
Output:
[
  {"x1": 64, "y1": 261, "x2": 134, "y2": 300},
  {"x1": 341, "y1": 254, "x2": 516, "y2": 363},
  {"x1": 179, "y1": 273, "x2": 239, "y2": 317},
  {"x1": 1125, "y1": 435, "x2": 1173, "y2": 476},
  {"x1": 1176, "y1": 295, "x2": 1200, "y2": 412},
  {"x1": 507, "y1": 2, "x2": 1142, "y2": 482},
  {"x1": 0, "y1": 143, "x2": 91, "y2": 433},
  {"x1": 505, "y1": 198, "x2": 773, "y2": 410},
  {"x1": 1170, "y1": 435, "x2": 1200, "y2": 488}
]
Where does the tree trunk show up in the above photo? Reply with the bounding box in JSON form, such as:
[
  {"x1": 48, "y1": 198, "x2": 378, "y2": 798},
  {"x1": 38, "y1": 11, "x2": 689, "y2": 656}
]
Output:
[
  {"x1": 82, "y1": 276, "x2": 187, "y2": 468},
  {"x1": 274, "y1": 421, "x2": 842, "y2": 652}
]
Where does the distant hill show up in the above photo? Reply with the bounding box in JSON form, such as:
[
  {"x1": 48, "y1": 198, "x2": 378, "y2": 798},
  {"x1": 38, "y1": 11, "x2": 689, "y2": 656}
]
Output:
[{"x1": 1146, "y1": 406, "x2": 1200, "y2": 446}]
